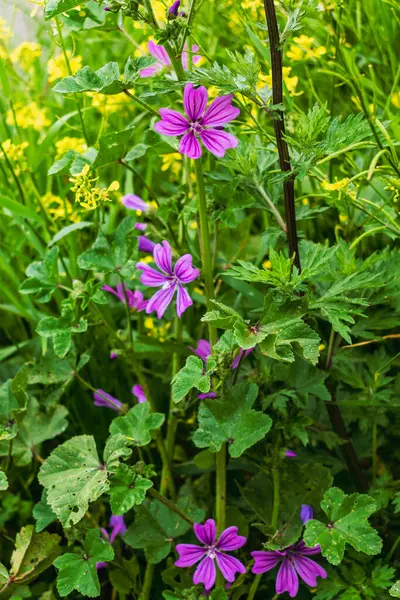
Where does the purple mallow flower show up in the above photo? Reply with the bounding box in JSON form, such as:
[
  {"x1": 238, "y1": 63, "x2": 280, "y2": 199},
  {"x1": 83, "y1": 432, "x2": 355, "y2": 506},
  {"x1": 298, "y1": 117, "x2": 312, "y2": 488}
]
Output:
[
  {"x1": 154, "y1": 83, "x2": 240, "y2": 159},
  {"x1": 110, "y1": 351, "x2": 118, "y2": 360},
  {"x1": 103, "y1": 283, "x2": 148, "y2": 312},
  {"x1": 94, "y1": 389, "x2": 123, "y2": 412},
  {"x1": 137, "y1": 240, "x2": 199, "y2": 318},
  {"x1": 132, "y1": 384, "x2": 147, "y2": 403},
  {"x1": 140, "y1": 41, "x2": 200, "y2": 78},
  {"x1": 122, "y1": 194, "x2": 151, "y2": 212},
  {"x1": 175, "y1": 519, "x2": 246, "y2": 591},
  {"x1": 190, "y1": 339, "x2": 211, "y2": 363},
  {"x1": 251, "y1": 541, "x2": 327, "y2": 598},
  {"x1": 285, "y1": 449, "x2": 297, "y2": 458},
  {"x1": 169, "y1": 0, "x2": 180, "y2": 14},
  {"x1": 98, "y1": 515, "x2": 127, "y2": 569},
  {"x1": 138, "y1": 235, "x2": 156, "y2": 253},
  {"x1": 300, "y1": 504, "x2": 313, "y2": 524},
  {"x1": 135, "y1": 222, "x2": 147, "y2": 231}
]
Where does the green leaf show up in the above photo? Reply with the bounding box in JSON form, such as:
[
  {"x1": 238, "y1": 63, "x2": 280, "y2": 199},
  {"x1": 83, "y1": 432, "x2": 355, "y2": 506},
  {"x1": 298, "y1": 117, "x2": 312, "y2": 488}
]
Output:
[
  {"x1": 110, "y1": 403, "x2": 165, "y2": 447},
  {"x1": 0, "y1": 562, "x2": 8, "y2": 586},
  {"x1": 38, "y1": 435, "x2": 109, "y2": 527},
  {"x1": 304, "y1": 487, "x2": 382, "y2": 565},
  {"x1": 78, "y1": 217, "x2": 137, "y2": 277},
  {"x1": 0, "y1": 471, "x2": 8, "y2": 491},
  {"x1": 54, "y1": 529, "x2": 114, "y2": 597},
  {"x1": 109, "y1": 464, "x2": 153, "y2": 515},
  {"x1": 0, "y1": 194, "x2": 43, "y2": 222},
  {"x1": 390, "y1": 581, "x2": 400, "y2": 597},
  {"x1": 259, "y1": 320, "x2": 320, "y2": 365},
  {"x1": 48, "y1": 221, "x2": 94, "y2": 247},
  {"x1": 10, "y1": 525, "x2": 61, "y2": 585},
  {"x1": 44, "y1": 0, "x2": 82, "y2": 19},
  {"x1": 20, "y1": 247, "x2": 59, "y2": 303},
  {"x1": 103, "y1": 434, "x2": 133, "y2": 472},
  {"x1": 193, "y1": 383, "x2": 272, "y2": 457},
  {"x1": 33, "y1": 492, "x2": 57, "y2": 533},
  {"x1": 53, "y1": 57, "x2": 155, "y2": 95},
  {"x1": 171, "y1": 356, "x2": 212, "y2": 403},
  {"x1": 36, "y1": 305, "x2": 88, "y2": 358},
  {"x1": 93, "y1": 127, "x2": 135, "y2": 168},
  {"x1": 124, "y1": 143, "x2": 150, "y2": 161},
  {"x1": 13, "y1": 398, "x2": 68, "y2": 466}
]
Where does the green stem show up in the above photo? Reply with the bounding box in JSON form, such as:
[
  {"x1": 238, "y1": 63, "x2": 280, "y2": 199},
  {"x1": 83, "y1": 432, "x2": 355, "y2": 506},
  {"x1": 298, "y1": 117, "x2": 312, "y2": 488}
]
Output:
[
  {"x1": 349, "y1": 226, "x2": 386, "y2": 250},
  {"x1": 119, "y1": 276, "x2": 133, "y2": 353},
  {"x1": 372, "y1": 419, "x2": 377, "y2": 485},
  {"x1": 55, "y1": 18, "x2": 89, "y2": 145},
  {"x1": 123, "y1": 90, "x2": 159, "y2": 117},
  {"x1": 149, "y1": 488, "x2": 194, "y2": 524},
  {"x1": 215, "y1": 443, "x2": 227, "y2": 587},
  {"x1": 386, "y1": 534, "x2": 400, "y2": 563},
  {"x1": 139, "y1": 564, "x2": 155, "y2": 600},
  {"x1": 271, "y1": 466, "x2": 280, "y2": 530},
  {"x1": 246, "y1": 574, "x2": 262, "y2": 600},
  {"x1": 0, "y1": 138, "x2": 26, "y2": 204}
]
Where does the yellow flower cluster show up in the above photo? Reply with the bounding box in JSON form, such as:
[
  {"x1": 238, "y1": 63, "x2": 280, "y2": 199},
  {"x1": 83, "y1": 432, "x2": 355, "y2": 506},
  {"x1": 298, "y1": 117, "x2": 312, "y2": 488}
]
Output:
[
  {"x1": 385, "y1": 177, "x2": 400, "y2": 203},
  {"x1": 89, "y1": 92, "x2": 130, "y2": 115},
  {"x1": 258, "y1": 67, "x2": 302, "y2": 96},
  {"x1": 69, "y1": 165, "x2": 120, "y2": 210},
  {"x1": 10, "y1": 42, "x2": 41, "y2": 71},
  {"x1": 321, "y1": 178, "x2": 349, "y2": 191},
  {"x1": 144, "y1": 317, "x2": 171, "y2": 341},
  {"x1": 391, "y1": 93, "x2": 400, "y2": 109},
  {"x1": 41, "y1": 192, "x2": 80, "y2": 223},
  {"x1": 286, "y1": 35, "x2": 327, "y2": 62},
  {"x1": 7, "y1": 102, "x2": 50, "y2": 131},
  {"x1": 48, "y1": 51, "x2": 83, "y2": 83},
  {"x1": 0, "y1": 139, "x2": 29, "y2": 175},
  {"x1": 0, "y1": 17, "x2": 13, "y2": 44},
  {"x1": 161, "y1": 152, "x2": 182, "y2": 177},
  {"x1": 55, "y1": 137, "x2": 87, "y2": 158}
]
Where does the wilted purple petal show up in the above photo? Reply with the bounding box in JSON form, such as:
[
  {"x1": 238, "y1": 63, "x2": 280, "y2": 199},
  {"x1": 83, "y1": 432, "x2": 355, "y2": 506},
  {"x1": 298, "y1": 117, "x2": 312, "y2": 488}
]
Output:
[
  {"x1": 198, "y1": 392, "x2": 217, "y2": 399},
  {"x1": 94, "y1": 389, "x2": 122, "y2": 411},
  {"x1": 194, "y1": 519, "x2": 216, "y2": 546},
  {"x1": 175, "y1": 544, "x2": 206, "y2": 567},
  {"x1": 153, "y1": 240, "x2": 173, "y2": 274},
  {"x1": 199, "y1": 129, "x2": 238, "y2": 158},
  {"x1": 215, "y1": 552, "x2": 246, "y2": 582},
  {"x1": 190, "y1": 339, "x2": 211, "y2": 362},
  {"x1": 285, "y1": 449, "x2": 297, "y2": 458},
  {"x1": 174, "y1": 254, "x2": 200, "y2": 283},
  {"x1": 138, "y1": 235, "x2": 156, "y2": 253},
  {"x1": 216, "y1": 526, "x2": 246, "y2": 551},
  {"x1": 201, "y1": 94, "x2": 240, "y2": 127},
  {"x1": 176, "y1": 284, "x2": 193, "y2": 317},
  {"x1": 251, "y1": 550, "x2": 282, "y2": 574},
  {"x1": 276, "y1": 557, "x2": 299, "y2": 598},
  {"x1": 132, "y1": 384, "x2": 147, "y2": 403},
  {"x1": 109, "y1": 515, "x2": 127, "y2": 543},
  {"x1": 180, "y1": 131, "x2": 202, "y2": 159},
  {"x1": 148, "y1": 40, "x2": 170, "y2": 65},
  {"x1": 122, "y1": 194, "x2": 150, "y2": 212},
  {"x1": 184, "y1": 83, "x2": 208, "y2": 121},
  {"x1": 137, "y1": 262, "x2": 170, "y2": 287},
  {"x1": 292, "y1": 554, "x2": 327, "y2": 587},
  {"x1": 154, "y1": 109, "x2": 189, "y2": 136},
  {"x1": 146, "y1": 281, "x2": 176, "y2": 319},
  {"x1": 300, "y1": 504, "x2": 313, "y2": 524},
  {"x1": 193, "y1": 556, "x2": 216, "y2": 590},
  {"x1": 135, "y1": 222, "x2": 147, "y2": 231}
]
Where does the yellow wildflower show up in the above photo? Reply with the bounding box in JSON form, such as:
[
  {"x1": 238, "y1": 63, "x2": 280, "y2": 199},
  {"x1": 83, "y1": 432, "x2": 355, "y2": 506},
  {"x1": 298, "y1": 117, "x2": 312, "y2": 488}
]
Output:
[
  {"x1": 1, "y1": 139, "x2": 29, "y2": 175},
  {"x1": 321, "y1": 178, "x2": 349, "y2": 191},
  {"x1": 258, "y1": 67, "x2": 302, "y2": 96},
  {"x1": 0, "y1": 17, "x2": 13, "y2": 44},
  {"x1": 263, "y1": 260, "x2": 272, "y2": 270},
  {"x1": 351, "y1": 96, "x2": 374, "y2": 114},
  {"x1": 10, "y1": 42, "x2": 41, "y2": 71},
  {"x1": 55, "y1": 137, "x2": 87, "y2": 158},
  {"x1": 286, "y1": 35, "x2": 326, "y2": 62},
  {"x1": 41, "y1": 192, "x2": 80, "y2": 223},
  {"x1": 90, "y1": 92, "x2": 130, "y2": 115},
  {"x1": 189, "y1": 221, "x2": 198, "y2": 230},
  {"x1": 7, "y1": 102, "x2": 50, "y2": 131},
  {"x1": 339, "y1": 214, "x2": 348, "y2": 224},
  {"x1": 48, "y1": 51, "x2": 82, "y2": 82},
  {"x1": 153, "y1": 1, "x2": 167, "y2": 24},
  {"x1": 145, "y1": 317, "x2": 171, "y2": 341},
  {"x1": 161, "y1": 152, "x2": 182, "y2": 177},
  {"x1": 193, "y1": 286, "x2": 204, "y2": 296},
  {"x1": 302, "y1": 198, "x2": 310, "y2": 206},
  {"x1": 391, "y1": 92, "x2": 400, "y2": 109},
  {"x1": 69, "y1": 165, "x2": 120, "y2": 210},
  {"x1": 318, "y1": 344, "x2": 326, "y2": 352},
  {"x1": 140, "y1": 256, "x2": 154, "y2": 265},
  {"x1": 134, "y1": 41, "x2": 148, "y2": 58}
]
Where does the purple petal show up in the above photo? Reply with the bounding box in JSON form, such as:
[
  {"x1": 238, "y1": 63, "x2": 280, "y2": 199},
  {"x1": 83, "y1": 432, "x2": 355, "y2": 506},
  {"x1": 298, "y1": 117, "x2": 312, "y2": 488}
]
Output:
[
  {"x1": 146, "y1": 281, "x2": 176, "y2": 319},
  {"x1": 148, "y1": 40, "x2": 170, "y2": 65},
  {"x1": 109, "y1": 515, "x2": 127, "y2": 543},
  {"x1": 201, "y1": 94, "x2": 240, "y2": 127},
  {"x1": 93, "y1": 389, "x2": 122, "y2": 411},
  {"x1": 103, "y1": 284, "x2": 123, "y2": 302},
  {"x1": 194, "y1": 519, "x2": 216, "y2": 546},
  {"x1": 176, "y1": 284, "x2": 193, "y2": 317},
  {"x1": 293, "y1": 541, "x2": 322, "y2": 556},
  {"x1": 140, "y1": 64, "x2": 163, "y2": 78},
  {"x1": 137, "y1": 263, "x2": 169, "y2": 287},
  {"x1": 182, "y1": 44, "x2": 200, "y2": 70},
  {"x1": 175, "y1": 544, "x2": 206, "y2": 567},
  {"x1": 153, "y1": 240, "x2": 173, "y2": 274},
  {"x1": 122, "y1": 194, "x2": 150, "y2": 212},
  {"x1": 216, "y1": 527, "x2": 247, "y2": 551},
  {"x1": 232, "y1": 347, "x2": 254, "y2": 369},
  {"x1": 193, "y1": 556, "x2": 216, "y2": 591},
  {"x1": 179, "y1": 131, "x2": 202, "y2": 159},
  {"x1": 300, "y1": 504, "x2": 313, "y2": 524},
  {"x1": 198, "y1": 392, "x2": 217, "y2": 399},
  {"x1": 110, "y1": 351, "x2": 118, "y2": 360},
  {"x1": 138, "y1": 235, "x2": 156, "y2": 253},
  {"x1": 174, "y1": 254, "x2": 200, "y2": 283},
  {"x1": 199, "y1": 129, "x2": 238, "y2": 158},
  {"x1": 132, "y1": 384, "x2": 147, "y2": 403},
  {"x1": 154, "y1": 109, "x2": 189, "y2": 136},
  {"x1": 135, "y1": 222, "x2": 147, "y2": 231},
  {"x1": 215, "y1": 552, "x2": 246, "y2": 583},
  {"x1": 169, "y1": 0, "x2": 180, "y2": 15},
  {"x1": 183, "y1": 83, "x2": 208, "y2": 121},
  {"x1": 251, "y1": 550, "x2": 282, "y2": 574},
  {"x1": 276, "y1": 557, "x2": 299, "y2": 598},
  {"x1": 96, "y1": 561, "x2": 108, "y2": 570},
  {"x1": 285, "y1": 450, "x2": 297, "y2": 458},
  {"x1": 292, "y1": 554, "x2": 327, "y2": 587},
  {"x1": 130, "y1": 290, "x2": 148, "y2": 312},
  {"x1": 190, "y1": 339, "x2": 211, "y2": 362}
]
